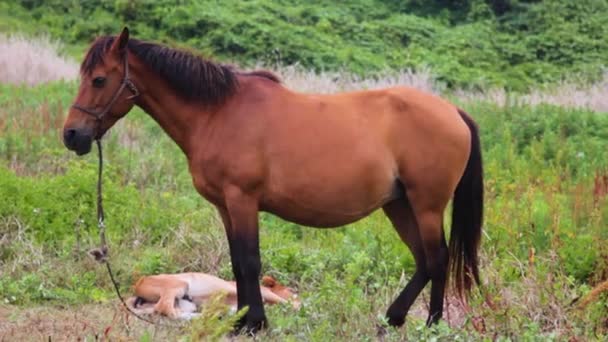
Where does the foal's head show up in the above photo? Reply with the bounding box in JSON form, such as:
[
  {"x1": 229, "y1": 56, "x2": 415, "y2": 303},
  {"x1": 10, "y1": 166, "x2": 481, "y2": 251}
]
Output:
[{"x1": 63, "y1": 28, "x2": 137, "y2": 155}]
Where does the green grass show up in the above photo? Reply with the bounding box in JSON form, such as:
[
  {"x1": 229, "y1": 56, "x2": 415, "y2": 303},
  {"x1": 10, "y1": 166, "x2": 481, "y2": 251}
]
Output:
[
  {"x1": 1, "y1": 77, "x2": 607, "y2": 340},
  {"x1": 2, "y1": 0, "x2": 608, "y2": 90}
]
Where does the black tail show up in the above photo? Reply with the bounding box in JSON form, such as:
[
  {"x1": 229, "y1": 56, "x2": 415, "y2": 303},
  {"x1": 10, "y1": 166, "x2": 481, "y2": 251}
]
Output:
[{"x1": 449, "y1": 109, "x2": 484, "y2": 299}]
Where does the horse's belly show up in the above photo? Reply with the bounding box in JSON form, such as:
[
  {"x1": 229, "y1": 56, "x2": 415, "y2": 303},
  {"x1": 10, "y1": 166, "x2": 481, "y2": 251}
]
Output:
[
  {"x1": 261, "y1": 132, "x2": 402, "y2": 227},
  {"x1": 263, "y1": 205, "x2": 378, "y2": 227},
  {"x1": 261, "y1": 178, "x2": 403, "y2": 228}
]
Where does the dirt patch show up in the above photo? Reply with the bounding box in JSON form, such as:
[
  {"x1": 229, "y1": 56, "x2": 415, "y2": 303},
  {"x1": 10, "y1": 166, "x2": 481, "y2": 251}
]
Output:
[
  {"x1": 0, "y1": 303, "x2": 186, "y2": 341},
  {"x1": 408, "y1": 294, "x2": 472, "y2": 328},
  {"x1": 0, "y1": 294, "x2": 477, "y2": 341}
]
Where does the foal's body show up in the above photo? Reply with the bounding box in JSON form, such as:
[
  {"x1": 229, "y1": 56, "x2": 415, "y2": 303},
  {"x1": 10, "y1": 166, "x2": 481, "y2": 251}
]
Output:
[
  {"x1": 128, "y1": 273, "x2": 298, "y2": 319},
  {"x1": 63, "y1": 29, "x2": 483, "y2": 333}
]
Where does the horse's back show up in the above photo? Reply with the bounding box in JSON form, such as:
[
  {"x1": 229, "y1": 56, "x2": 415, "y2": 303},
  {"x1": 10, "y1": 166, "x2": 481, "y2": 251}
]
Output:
[{"x1": 267, "y1": 84, "x2": 471, "y2": 186}]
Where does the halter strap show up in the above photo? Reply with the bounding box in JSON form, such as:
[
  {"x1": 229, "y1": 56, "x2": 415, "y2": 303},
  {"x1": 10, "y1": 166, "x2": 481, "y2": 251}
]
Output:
[{"x1": 71, "y1": 53, "x2": 139, "y2": 122}]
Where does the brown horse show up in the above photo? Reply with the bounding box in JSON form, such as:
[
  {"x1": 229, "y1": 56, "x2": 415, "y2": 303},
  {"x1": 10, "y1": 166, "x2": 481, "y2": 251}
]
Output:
[{"x1": 63, "y1": 28, "x2": 483, "y2": 333}]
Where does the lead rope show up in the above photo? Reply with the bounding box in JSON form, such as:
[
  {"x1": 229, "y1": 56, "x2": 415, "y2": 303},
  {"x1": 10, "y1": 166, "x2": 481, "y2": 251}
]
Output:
[{"x1": 89, "y1": 140, "x2": 166, "y2": 326}]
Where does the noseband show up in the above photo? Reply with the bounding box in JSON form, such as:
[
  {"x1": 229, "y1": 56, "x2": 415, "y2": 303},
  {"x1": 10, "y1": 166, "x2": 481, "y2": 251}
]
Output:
[{"x1": 71, "y1": 54, "x2": 139, "y2": 123}]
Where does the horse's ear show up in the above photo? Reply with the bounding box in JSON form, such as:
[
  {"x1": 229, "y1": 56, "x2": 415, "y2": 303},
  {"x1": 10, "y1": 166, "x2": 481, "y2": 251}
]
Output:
[{"x1": 110, "y1": 27, "x2": 130, "y2": 56}]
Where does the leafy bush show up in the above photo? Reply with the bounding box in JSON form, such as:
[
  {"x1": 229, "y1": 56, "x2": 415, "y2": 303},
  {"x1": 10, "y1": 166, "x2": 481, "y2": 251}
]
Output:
[{"x1": 2, "y1": 0, "x2": 607, "y2": 90}]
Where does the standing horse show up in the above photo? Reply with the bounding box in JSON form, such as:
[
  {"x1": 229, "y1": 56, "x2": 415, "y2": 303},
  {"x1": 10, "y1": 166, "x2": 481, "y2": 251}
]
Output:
[{"x1": 63, "y1": 28, "x2": 483, "y2": 333}]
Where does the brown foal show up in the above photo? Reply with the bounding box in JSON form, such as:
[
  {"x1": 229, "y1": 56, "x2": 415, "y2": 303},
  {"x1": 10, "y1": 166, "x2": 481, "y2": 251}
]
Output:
[{"x1": 63, "y1": 28, "x2": 483, "y2": 333}]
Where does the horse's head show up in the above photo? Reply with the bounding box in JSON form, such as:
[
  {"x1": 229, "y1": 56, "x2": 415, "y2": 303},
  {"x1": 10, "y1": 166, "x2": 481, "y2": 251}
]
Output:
[{"x1": 63, "y1": 27, "x2": 138, "y2": 155}]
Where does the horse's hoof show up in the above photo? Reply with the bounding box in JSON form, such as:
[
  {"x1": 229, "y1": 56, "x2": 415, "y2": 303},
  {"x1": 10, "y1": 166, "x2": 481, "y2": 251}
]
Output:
[
  {"x1": 231, "y1": 318, "x2": 267, "y2": 336},
  {"x1": 425, "y1": 313, "x2": 442, "y2": 327},
  {"x1": 245, "y1": 318, "x2": 267, "y2": 334},
  {"x1": 387, "y1": 316, "x2": 405, "y2": 328}
]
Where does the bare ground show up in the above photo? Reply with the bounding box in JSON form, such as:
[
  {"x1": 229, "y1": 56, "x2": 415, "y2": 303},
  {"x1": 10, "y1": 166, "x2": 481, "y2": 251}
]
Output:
[
  {"x1": 0, "y1": 303, "x2": 186, "y2": 342},
  {"x1": 0, "y1": 295, "x2": 473, "y2": 342}
]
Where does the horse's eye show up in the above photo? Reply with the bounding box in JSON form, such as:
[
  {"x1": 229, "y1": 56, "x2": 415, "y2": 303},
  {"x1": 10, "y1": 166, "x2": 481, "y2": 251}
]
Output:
[{"x1": 92, "y1": 77, "x2": 106, "y2": 88}]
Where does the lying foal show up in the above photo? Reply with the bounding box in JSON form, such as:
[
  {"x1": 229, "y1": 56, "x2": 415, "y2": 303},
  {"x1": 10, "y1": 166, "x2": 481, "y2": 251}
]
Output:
[{"x1": 126, "y1": 273, "x2": 299, "y2": 319}]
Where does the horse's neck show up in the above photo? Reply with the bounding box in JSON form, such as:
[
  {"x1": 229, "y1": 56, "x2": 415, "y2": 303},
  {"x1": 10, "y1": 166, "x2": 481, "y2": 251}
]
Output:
[{"x1": 133, "y1": 73, "x2": 209, "y2": 157}]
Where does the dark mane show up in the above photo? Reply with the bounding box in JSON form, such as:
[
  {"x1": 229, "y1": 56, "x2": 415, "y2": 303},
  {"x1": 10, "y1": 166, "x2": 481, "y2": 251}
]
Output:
[
  {"x1": 242, "y1": 70, "x2": 281, "y2": 83},
  {"x1": 81, "y1": 36, "x2": 280, "y2": 106}
]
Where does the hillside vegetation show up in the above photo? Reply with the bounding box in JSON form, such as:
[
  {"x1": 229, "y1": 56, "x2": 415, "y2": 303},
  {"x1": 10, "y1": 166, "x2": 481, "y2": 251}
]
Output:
[
  {"x1": 1, "y1": 1, "x2": 607, "y2": 340},
  {"x1": 2, "y1": 0, "x2": 608, "y2": 90}
]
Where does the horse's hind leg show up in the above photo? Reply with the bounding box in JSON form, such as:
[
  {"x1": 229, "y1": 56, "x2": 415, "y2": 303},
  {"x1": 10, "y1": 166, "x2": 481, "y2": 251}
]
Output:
[
  {"x1": 384, "y1": 187, "x2": 450, "y2": 327},
  {"x1": 420, "y1": 213, "x2": 448, "y2": 326},
  {"x1": 382, "y1": 197, "x2": 430, "y2": 327},
  {"x1": 407, "y1": 189, "x2": 450, "y2": 326}
]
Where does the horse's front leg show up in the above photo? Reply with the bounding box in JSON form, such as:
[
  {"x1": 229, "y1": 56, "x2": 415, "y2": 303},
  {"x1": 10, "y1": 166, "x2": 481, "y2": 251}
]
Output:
[{"x1": 218, "y1": 186, "x2": 266, "y2": 334}]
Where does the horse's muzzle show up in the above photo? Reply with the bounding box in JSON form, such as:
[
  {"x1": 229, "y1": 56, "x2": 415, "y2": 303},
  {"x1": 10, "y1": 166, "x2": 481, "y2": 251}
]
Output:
[{"x1": 63, "y1": 128, "x2": 93, "y2": 155}]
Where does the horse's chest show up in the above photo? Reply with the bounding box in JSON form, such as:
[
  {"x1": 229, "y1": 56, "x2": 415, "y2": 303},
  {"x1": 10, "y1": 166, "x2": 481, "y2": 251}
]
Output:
[
  {"x1": 189, "y1": 169, "x2": 225, "y2": 206},
  {"x1": 188, "y1": 148, "x2": 265, "y2": 207}
]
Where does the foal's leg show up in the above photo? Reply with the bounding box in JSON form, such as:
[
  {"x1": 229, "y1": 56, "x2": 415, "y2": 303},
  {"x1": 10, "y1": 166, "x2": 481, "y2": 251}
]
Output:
[
  {"x1": 382, "y1": 198, "x2": 430, "y2": 327},
  {"x1": 220, "y1": 187, "x2": 267, "y2": 333}
]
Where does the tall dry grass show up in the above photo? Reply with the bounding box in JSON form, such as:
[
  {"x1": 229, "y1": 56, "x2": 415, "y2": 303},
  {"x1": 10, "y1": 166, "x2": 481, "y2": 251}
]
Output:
[
  {"x1": 275, "y1": 64, "x2": 441, "y2": 94},
  {"x1": 1, "y1": 34, "x2": 607, "y2": 111},
  {"x1": 0, "y1": 34, "x2": 77, "y2": 86},
  {"x1": 455, "y1": 75, "x2": 608, "y2": 113}
]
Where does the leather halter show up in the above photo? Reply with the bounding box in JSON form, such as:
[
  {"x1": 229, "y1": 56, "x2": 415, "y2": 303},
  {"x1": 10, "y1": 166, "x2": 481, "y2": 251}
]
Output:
[{"x1": 71, "y1": 53, "x2": 139, "y2": 123}]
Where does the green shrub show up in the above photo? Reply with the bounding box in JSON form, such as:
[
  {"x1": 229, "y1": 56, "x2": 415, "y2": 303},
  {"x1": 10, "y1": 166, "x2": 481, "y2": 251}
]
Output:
[{"x1": 3, "y1": 0, "x2": 607, "y2": 90}]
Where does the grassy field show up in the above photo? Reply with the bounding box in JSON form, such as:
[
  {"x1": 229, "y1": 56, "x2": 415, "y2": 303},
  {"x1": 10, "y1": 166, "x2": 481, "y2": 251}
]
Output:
[
  {"x1": 1, "y1": 22, "x2": 608, "y2": 340},
  {"x1": 1, "y1": 65, "x2": 608, "y2": 340}
]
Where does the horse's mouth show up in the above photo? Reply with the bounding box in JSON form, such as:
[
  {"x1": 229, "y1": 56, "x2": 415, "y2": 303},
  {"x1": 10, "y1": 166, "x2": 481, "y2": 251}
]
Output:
[
  {"x1": 63, "y1": 129, "x2": 93, "y2": 155},
  {"x1": 74, "y1": 144, "x2": 92, "y2": 156}
]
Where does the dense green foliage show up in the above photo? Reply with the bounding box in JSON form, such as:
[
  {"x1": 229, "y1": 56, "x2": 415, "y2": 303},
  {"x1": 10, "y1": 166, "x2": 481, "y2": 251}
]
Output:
[
  {"x1": 2, "y1": 0, "x2": 607, "y2": 90},
  {"x1": 1, "y1": 80, "x2": 607, "y2": 339}
]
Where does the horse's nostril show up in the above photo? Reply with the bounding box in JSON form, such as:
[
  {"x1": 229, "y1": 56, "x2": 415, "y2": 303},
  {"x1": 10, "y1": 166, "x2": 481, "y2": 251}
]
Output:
[{"x1": 63, "y1": 128, "x2": 77, "y2": 144}]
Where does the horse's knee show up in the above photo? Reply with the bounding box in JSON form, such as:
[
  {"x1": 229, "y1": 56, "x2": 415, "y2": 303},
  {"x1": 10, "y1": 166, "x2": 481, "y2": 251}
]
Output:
[
  {"x1": 242, "y1": 255, "x2": 261, "y2": 277},
  {"x1": 230, "y1": 247, "x2": 261, "y2": 283}
]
